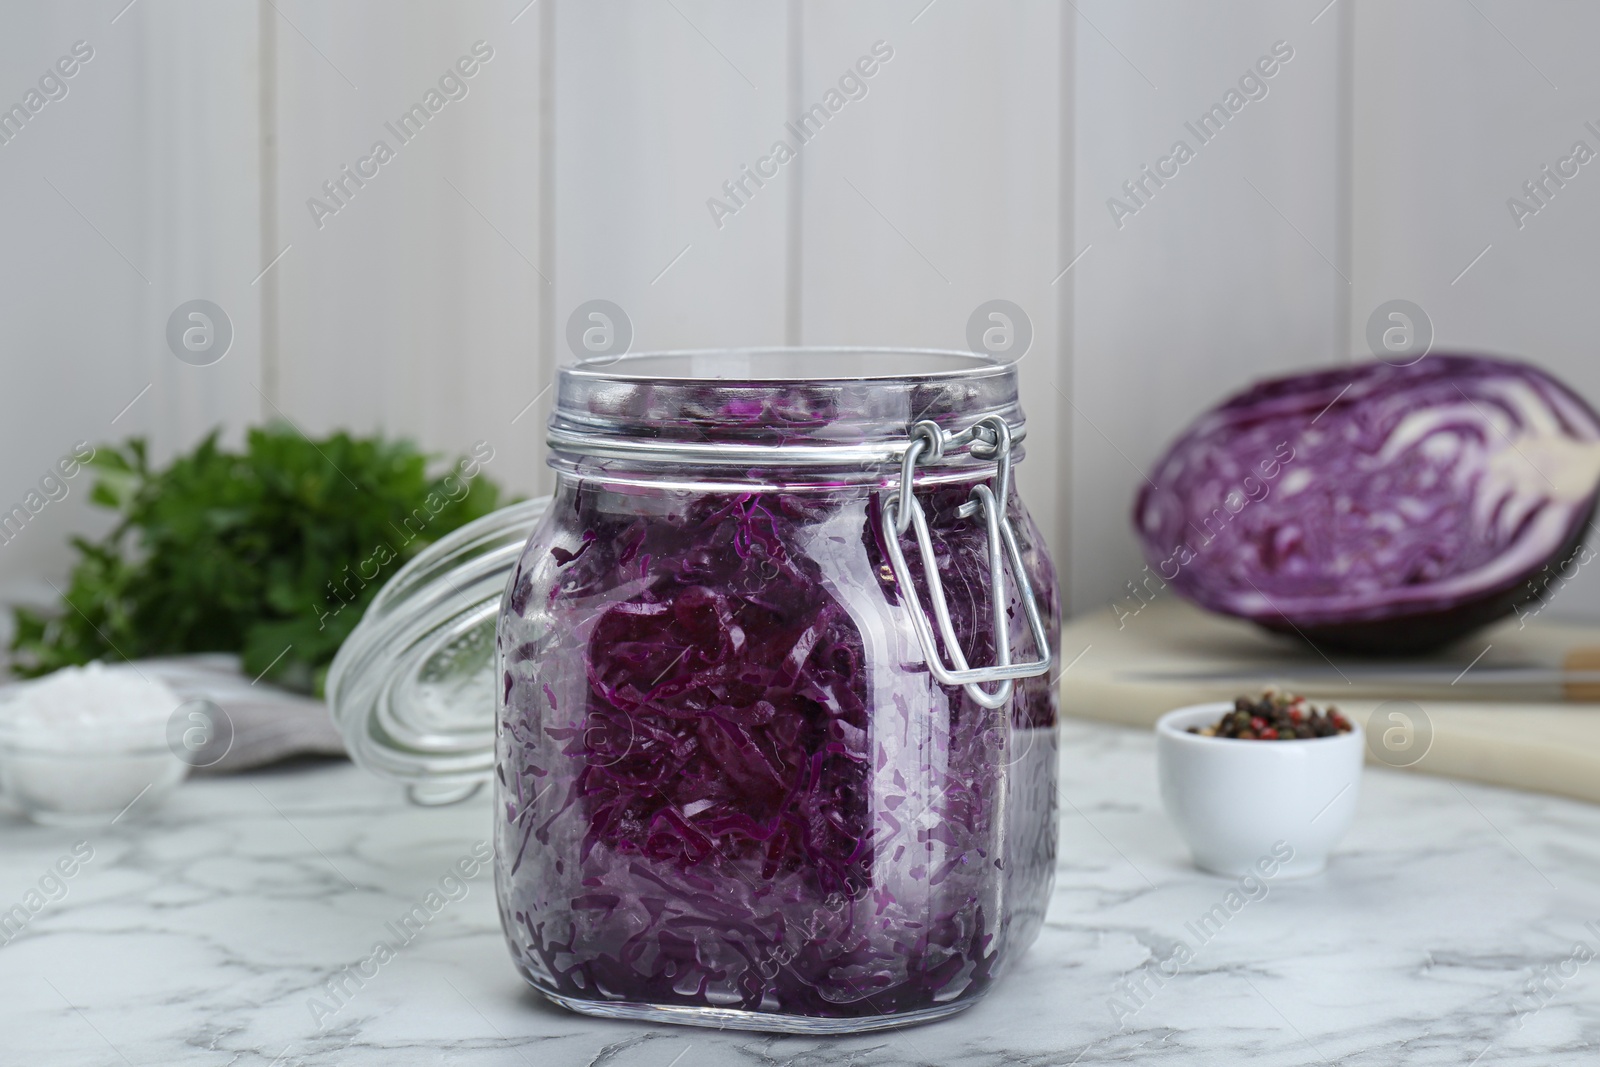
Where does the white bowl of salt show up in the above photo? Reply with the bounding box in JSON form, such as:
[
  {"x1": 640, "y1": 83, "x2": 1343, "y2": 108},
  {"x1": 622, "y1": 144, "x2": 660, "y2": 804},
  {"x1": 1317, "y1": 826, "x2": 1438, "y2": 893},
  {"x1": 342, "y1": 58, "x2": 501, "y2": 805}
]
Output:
[{"x1": 0, "y1": 662, "x2": 186, "y2": 825}]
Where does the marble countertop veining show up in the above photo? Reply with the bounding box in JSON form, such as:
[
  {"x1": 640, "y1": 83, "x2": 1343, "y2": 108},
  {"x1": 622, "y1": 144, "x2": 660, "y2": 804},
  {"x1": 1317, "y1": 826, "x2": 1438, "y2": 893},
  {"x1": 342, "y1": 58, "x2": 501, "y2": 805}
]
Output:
[{"x1": 3, "y1": 718, "x2": 1599, "y2": 1067}]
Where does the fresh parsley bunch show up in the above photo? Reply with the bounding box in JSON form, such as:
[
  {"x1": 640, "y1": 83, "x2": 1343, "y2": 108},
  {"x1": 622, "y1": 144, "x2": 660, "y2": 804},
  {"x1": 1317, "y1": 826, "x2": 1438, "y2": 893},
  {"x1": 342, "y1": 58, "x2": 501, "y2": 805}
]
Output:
[{"x1": 9, "y1": 426, "x2": 505, "y2": 694}]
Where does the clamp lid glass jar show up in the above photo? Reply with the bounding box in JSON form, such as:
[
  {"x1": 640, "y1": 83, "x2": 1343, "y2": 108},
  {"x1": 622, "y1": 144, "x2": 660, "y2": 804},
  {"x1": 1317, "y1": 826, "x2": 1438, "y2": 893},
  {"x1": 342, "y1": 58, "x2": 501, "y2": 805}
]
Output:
[{"x1": 496, "y1": 348, "x2": 1060, "y2": 1033}]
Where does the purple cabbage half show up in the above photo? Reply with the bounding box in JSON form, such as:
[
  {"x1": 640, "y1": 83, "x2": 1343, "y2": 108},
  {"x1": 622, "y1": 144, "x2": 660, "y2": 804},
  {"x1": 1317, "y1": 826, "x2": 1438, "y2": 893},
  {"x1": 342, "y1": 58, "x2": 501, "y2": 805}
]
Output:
[{"x1": 1133, "y1": 355, "x2": 1600, "y2": 652}]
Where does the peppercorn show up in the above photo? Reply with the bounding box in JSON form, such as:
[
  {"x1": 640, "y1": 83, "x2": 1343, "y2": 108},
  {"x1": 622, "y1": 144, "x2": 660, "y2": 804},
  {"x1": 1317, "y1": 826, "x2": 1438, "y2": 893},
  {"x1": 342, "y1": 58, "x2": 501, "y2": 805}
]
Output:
[{"x1": 1198, "y1": 691, "x2": 1354, "y2": 740}]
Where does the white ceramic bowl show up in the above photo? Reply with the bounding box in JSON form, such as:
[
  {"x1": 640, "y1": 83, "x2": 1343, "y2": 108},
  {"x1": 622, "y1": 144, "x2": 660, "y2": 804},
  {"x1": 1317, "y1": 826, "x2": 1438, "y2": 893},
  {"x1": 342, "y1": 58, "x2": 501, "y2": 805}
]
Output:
[
  {"x1": 1156, "y1": 701, "x2": 1363, "y2": 878},
  {"x1": 0, "y1": 737, "x2": 186, "y2": 826}
]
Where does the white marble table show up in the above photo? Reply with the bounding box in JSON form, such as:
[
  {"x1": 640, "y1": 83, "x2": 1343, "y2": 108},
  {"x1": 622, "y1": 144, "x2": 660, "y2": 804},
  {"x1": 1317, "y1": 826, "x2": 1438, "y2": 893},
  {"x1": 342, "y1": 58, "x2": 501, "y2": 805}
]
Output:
[{"x1": 4, "y1": 718, "x2": 1598, "y2": 1066}]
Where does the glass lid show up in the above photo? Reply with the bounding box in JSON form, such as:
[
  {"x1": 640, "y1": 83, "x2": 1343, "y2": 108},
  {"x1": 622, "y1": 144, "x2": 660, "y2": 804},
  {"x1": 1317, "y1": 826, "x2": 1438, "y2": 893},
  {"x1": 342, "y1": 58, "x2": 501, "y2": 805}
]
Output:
[
  {"x1": 548, "y1": 347, "x2": 1025, "y2": 473},
  {"x1": 326, "y1": 496, "x2": 549, "y2": 805}
]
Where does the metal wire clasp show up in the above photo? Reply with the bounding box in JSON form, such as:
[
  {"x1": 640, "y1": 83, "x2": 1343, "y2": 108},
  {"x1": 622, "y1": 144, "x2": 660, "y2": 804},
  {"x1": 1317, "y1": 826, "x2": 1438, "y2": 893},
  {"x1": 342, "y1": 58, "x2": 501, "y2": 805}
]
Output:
[{"x1": 881, "y1": 416, "x2": 1053, "y2": 709}]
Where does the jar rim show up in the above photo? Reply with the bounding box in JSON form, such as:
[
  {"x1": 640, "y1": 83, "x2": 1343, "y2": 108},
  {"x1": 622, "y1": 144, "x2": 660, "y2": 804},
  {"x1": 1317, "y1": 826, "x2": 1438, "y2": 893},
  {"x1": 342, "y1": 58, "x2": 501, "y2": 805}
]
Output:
[
  {"x1": 549, "y1": 346, "x2": 1025, "y2": 479},
  {"x1": 563, "y1": 346, "x2": 1014, "y2": 385}
]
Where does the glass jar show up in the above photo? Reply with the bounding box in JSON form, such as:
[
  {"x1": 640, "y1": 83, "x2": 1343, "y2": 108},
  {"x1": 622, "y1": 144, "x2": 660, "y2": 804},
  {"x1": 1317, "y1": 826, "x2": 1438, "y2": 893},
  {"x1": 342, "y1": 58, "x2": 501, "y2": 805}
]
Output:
[{"x1": 495, "y1": 348, "x2": 1060, "y2": 1033}]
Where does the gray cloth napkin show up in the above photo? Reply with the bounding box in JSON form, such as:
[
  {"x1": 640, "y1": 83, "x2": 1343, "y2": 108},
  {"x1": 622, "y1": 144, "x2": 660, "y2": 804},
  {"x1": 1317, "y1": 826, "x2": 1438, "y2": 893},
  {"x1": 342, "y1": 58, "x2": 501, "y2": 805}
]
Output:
[{"x1": 140, "y1": 654, "x2": 346, "y2": 773}]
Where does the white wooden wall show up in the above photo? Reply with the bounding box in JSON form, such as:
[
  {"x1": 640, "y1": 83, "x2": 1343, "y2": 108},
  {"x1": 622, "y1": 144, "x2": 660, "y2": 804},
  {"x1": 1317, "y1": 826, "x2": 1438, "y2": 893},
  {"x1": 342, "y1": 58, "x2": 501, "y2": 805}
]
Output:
[
  {"x1": 0, "y1": 0, "x2": 262, "y2": 610},
  {"x1": 1070, "y1": 0, "x2": 1349, "y2": 616},
  {"x1": 3, "y1": 0, "x2": 1600, "y2": 628},
  {"x1": 548, "y1": 0, "x2": 1071, "y2": 582},
  {"x1": 267, "y1": 0, "x2": 547, "y2": 502}
]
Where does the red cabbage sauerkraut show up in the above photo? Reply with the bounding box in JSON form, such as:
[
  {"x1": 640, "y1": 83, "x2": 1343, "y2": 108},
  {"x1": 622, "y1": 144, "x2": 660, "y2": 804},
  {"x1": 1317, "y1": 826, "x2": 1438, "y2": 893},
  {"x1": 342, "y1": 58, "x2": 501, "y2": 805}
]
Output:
[
  {"x1": 495, "y1": 473, "x2": 1058, "y2": 1025},
  {"x1": 1134, "y1": 355, "x2": 1600, "y2": 651}
]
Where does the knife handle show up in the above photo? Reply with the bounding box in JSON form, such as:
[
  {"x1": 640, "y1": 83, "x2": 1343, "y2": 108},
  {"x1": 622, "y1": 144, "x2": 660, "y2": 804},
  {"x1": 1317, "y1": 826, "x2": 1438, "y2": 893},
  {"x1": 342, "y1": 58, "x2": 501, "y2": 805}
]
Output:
[{"x1": 1564, "y1": 647, "x2": 1600, "y2": 702}]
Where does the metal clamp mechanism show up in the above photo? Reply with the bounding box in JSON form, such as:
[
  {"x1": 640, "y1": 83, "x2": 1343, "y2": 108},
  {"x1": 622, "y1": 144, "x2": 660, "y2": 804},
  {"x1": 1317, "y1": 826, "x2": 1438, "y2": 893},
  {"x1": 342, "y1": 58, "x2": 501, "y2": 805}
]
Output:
[{"x1": 881, "y1": 416, "x2": 1053, "y2": 710}]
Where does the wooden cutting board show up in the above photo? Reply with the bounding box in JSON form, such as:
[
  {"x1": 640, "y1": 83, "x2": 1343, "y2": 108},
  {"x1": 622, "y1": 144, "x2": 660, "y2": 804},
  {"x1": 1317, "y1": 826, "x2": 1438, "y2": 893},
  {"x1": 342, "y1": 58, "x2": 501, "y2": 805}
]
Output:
[{"x1": 1058, "y1": 598, "x2": 1600, "y2": 804}]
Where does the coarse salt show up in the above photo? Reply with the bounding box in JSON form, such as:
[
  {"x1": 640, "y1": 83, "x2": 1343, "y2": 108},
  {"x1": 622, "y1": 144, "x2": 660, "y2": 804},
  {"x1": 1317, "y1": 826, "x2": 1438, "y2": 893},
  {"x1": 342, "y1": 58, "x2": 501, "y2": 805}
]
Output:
[{"x1": 1, "y1": 662, "x2": 180, "y2": 750}]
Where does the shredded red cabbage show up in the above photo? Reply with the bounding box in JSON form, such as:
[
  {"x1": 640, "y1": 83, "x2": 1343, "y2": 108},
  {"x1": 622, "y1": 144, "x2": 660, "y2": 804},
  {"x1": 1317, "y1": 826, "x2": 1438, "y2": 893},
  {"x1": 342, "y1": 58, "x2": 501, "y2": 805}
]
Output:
[{"x1": 495, "y1": 478, "x2": 1058, "y2": 1022}]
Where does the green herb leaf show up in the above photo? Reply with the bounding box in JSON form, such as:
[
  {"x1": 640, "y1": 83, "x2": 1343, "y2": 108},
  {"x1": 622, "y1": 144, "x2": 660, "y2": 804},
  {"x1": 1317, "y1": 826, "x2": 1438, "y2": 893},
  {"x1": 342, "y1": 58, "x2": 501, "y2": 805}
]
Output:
[{"x1": 9, "y1": 426, "x2": 507, "y2": 695}]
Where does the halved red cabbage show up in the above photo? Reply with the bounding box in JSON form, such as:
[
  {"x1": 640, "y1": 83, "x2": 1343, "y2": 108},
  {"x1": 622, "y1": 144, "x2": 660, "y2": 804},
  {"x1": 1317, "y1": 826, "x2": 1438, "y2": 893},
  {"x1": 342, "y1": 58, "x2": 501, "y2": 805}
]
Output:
[{"x1": 1133, "y1": 355, "x2": 1600, "y2": 652}]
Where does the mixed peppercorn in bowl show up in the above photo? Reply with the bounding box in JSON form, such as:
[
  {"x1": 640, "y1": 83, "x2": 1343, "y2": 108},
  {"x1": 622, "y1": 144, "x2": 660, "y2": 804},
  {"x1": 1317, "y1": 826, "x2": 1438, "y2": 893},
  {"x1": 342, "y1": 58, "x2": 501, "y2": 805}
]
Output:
[{"x1": 1188, "y1": 690, "x2": 1353, "y2": 740}]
